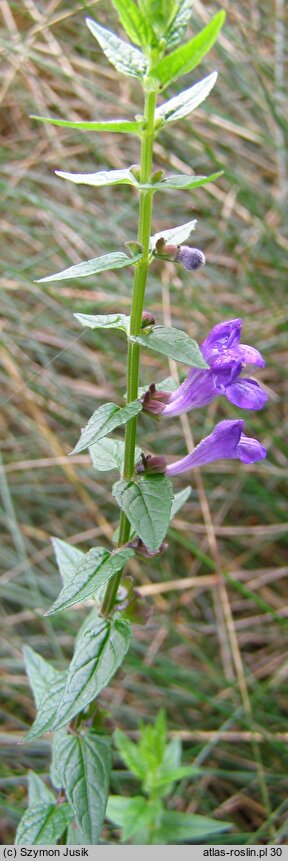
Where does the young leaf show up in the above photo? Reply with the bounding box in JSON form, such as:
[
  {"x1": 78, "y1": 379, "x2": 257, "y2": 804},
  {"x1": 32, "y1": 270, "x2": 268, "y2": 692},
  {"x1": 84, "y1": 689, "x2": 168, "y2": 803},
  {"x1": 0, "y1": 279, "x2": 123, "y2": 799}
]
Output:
[
  {"x1": 170, "y1": 486, "x2": 191, "y2": 520},
  {"x1": 56, "y1": 167, "x2": 138, "y2": 187},
  {"x1": 28, "y1": 772, "x2": 55, "y2": 807},
  {"x1": 56, "y1": 731, "x2": 112, "y2": 844},
  {"x1": 155, "y1": 72, "x2": 217, "y2": 123},
  {"x1": 51, "y1": 610, "x2": 131, "y2": 729},
  {"x1": 51, "y1": 538, "x2": 84, "y2": 586},
  {"x1": 23, "y1": 645, "x2": 59, "y2": 710},
  {"x1": 152, "y1": 810, "x2": 231, "y2": 843},
  {"x1": 151, "y1": 11, "x2": 226, "y2": 88},
  {"x1": 15, "y1": 802, "x2": 72, "y2": 846},
  {"x1": 146, "y1": 172, "x2": 222, "y2": 191},
  {"x1": 106, "y1": 795, "x2": 160, "y2": 843},
  {"x1": 74, "y1": 312, "x2": 130, "y2": 332},
  {"x1": 130, "y1": 326, "x2": 208, "y2": 367},
  {"x1": 111, "y1": 0, "x2": 155, "y2": 49},
  {"x1": 150, "y1": 219, "x2": 196, "y2": 249},
  {"x1": 113, "y1": 475, "x2": 173, "y2": 553},
  {"x1": 46, "y1": 547, "x2": 134, "y2": 615},
  {"x1": 31, "y1": 116, "x2": 141, "y2": 134},
  {"x1": 114, "y1": 729, "x2": 147, "y2": 781},
  {"x1": 140, "y1": 709, "x2": 167, "y2": 773},
  {"x1": 72, "y1": 401, "x2": 142, "y2": 455},
  {"x1": 25, "y1": 667, "x2": 68, "y2": 741},
  {"x1": 165, "y1": 0, "x2": 194, "y2": 50},
  {"x1": 86, "y1": 18, "x2": 148, "y2": 79},
  {"x1": 89, "y1": 437, "x2": 142, "y2": 472},
  {"x1": 153, "y1": 764, "x2": 200, "y2": 790},
  {"x1": 36, "y1": 251, "x2": 141, "y2": 283}
]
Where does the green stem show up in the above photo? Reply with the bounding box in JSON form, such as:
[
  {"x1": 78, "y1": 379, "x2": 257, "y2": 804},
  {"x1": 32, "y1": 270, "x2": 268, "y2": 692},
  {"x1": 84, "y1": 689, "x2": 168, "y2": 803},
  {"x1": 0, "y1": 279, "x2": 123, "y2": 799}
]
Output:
[{"x1": 101, "y1": 88, "x2": 157, "y2": 617}]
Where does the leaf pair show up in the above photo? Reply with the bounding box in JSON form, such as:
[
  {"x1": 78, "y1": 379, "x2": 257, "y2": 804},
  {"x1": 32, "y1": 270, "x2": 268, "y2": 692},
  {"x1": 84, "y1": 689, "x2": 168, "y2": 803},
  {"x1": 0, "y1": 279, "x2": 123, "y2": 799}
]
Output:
[
  {"x1": 86, "y1": 12, "x2": 225, "y2": 91},
  {"x1": 15, "y1": 773, "x2": 72, "y2": 845},
  {"x1": 16, "y1": 736, "x2": 112, "y2": 845},
  {"x1": 24, "y1": 611, "x2": 131, "y2": 737}
]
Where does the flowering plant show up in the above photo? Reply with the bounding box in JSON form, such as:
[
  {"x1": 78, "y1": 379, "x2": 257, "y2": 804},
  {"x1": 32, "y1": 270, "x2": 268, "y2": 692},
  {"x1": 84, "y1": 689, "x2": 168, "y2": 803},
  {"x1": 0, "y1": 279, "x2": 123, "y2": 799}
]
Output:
[{"x1": 17, "y1": 0, "x2": 267, "y2": 846}]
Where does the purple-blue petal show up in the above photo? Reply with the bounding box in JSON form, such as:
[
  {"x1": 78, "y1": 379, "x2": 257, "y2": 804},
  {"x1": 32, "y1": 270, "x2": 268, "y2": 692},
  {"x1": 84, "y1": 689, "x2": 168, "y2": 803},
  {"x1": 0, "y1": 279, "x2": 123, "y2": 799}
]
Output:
[
  {"x1": 238, "y1": 344, "x2": 265, "y2": 368},
  {"x1": 166, "y1": 420, "x2": 244, "y2": 475},
  {"x1": 166, "y1": 419, "x2": 266, "y2": 476},
  {"x1": 162, "y1": 370, "x2": 216, "y2": 416},
  {"x1": 237, "y1": 434, "x2": 267, "y2": 464},
  {"x1": 225, "y1": 378, "x2": 268, "y2": 410},
  {"x1": 202, "y1": 319, "x2": 242, "y2": 362}
]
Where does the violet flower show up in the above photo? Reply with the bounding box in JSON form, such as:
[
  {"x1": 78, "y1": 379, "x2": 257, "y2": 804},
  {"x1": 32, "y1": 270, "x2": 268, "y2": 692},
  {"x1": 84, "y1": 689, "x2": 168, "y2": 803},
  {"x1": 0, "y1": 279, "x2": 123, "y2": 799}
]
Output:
[
  {"x1": 166, "y1": 420, "x2": 266, "y2": 475},
  {"x1": 143, "y1": 319, "x2": 268, "y2": 417},
  {"x1": 136, "y1": 420, "x2": 266, "y2": 478}
]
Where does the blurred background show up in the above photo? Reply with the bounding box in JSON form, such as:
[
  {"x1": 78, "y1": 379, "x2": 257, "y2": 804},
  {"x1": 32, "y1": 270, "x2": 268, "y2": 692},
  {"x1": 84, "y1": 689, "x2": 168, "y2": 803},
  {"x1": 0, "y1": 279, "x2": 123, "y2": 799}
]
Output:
[{"x1": 1, "y1": 0, "x2": 287, "y2": 844}]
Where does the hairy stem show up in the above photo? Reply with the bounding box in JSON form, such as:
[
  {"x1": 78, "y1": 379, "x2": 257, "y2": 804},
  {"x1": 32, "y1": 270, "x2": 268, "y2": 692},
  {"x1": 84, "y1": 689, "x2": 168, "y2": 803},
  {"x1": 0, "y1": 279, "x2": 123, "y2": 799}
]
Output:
[{"x1": 101, "y1": 88, "x2": 157, "y2": 616}]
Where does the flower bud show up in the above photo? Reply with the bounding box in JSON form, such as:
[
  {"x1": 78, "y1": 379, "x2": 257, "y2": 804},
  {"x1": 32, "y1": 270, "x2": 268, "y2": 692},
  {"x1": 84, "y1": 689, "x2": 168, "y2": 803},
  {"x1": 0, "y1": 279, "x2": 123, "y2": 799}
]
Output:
[
  {"x1": 175, "y1": 246, "x2": 205, "y2": 270},
  {"x1": 142, "y1": 382, "x2": 171, "y2": 415},
  {"x1": 128, "y1": 537, "x2": 168, "y2": 558},
  {"x1": 136, "y1": 452, "x2": 167, "y2": 474},
  {"x1": 141, "y1": 311, "x2": 156, "y2": 329}
]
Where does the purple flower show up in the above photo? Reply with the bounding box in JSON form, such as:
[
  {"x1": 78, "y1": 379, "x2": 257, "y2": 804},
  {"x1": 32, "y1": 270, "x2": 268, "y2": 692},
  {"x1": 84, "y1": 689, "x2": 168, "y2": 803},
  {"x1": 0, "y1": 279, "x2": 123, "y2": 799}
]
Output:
[
  {"x1": 143, "y1": 319, "x2": 268, "y2": 417},
  {"x1": 166, "y1": 420, "x2": 266, "y2": 476}
]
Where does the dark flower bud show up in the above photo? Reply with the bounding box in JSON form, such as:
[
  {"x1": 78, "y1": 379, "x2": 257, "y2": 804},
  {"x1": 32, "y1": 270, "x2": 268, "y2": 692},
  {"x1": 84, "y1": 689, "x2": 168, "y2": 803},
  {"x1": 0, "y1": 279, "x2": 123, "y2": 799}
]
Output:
[
  {"x1": 142, "y1": 382, "x2": 171, "y2": 415},
  {"x1": 127, "y1": 537, "x2": 168, "y2": 558},
  {"x1": 175, "y1": 246, "x2": 205, "y2": 270},
  {"x1": 141, "y1": 311, "x2": 156, "y2": 328},
  {"x1": 136, "y1": 452, "x2": 167, "y2": 474},
  {"x1": 154, "y1": 238, "x2": 178, "y2": 259}
]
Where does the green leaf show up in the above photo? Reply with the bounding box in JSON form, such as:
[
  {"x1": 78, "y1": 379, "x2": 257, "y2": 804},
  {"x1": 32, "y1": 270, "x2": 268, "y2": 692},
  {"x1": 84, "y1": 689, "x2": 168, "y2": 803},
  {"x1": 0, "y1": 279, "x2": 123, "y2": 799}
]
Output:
[
  {"x1": 74, "y1": 312, "x2": 130, "y2": 332},
  {"x1": 138, "y1": 376, "x2": 178, "y2": 398},
  {"x1": 111, "y1": 0, "x2": 155, "y2": 49},
  {"x1": 50, "y1": 729, "x2": 67, "y2": 790},
  {"x1": 165, "y1": 0, "x2": 194, "y2": 50},
  {"x1": 23, "y1": 646, "x2": 68, "y2": 741},
  {"x1": 146, "y1": 172, "x2": 222, "y2": 191},
  {"x1": 86, "y1": 18, "x2": 148, "y2": 79},
  {"x1": 46, "y1": 547, "x2": 134, "y2": 615},
  {"x1": 150, "y1": 219, "x2": 196, "y2": 249},
  {"x1": 113, "y1": 475, "x2": 172, "y2": 553},
  {"x1": 114, "y1": 729, "x2": 147, "y2": 781},
  {"x1": 56, "y1": 167, "x2": 138, "y2": 187},
  {"x1": 15, "y1": 802, "x2": 72, "y2": 846},
  {"x1": 89, "y1": 437, "x2": 142, "y2": 472},
  {"x1": 72, "y1": 400, "x2": 142, "y2": 455},
  {"x1": 153, "y1": 764, "x2": 200, "y2": 790},
  {"x1": 106, "y1": 796, "x2": 160, "y2": 842},
  {"x1": 170, "y1": 486, "x2": 191, "y2": 519},
  {"x1": 155, "y1": 71, "x2": 217, "y2": 123},
  {"x1": 28, "y1": 772, "x2": 55, "y2": 807},
  {"x1": 51, "y1": 610, "x2": 131, "y2": 729},
  {"x1": 23, "y1": 645, "x2": 59, "y2": 710},
  {"x1": 31, "y1": 116, "x2": 141, "y2": 134},
  {"x1": 152, "y1": 809, "x2": 231, "y2": 843},
  {"x1": 151, "y1": 11, "x2": 226, "y2": 88},
  {"x1": 130, "y1": 326, "x2": 208, "y2": 367},
  {"x1": 140, "y1": 709, "x2": 167, "y2": 773},
  {"x1": 56, "y1": 731, "x2": 112, "y2": 844},
  {"x1": 51, "y1": 538, "x2": 84, "y2": 587},
  {"x1": 36, "y1": 251, "x2": 141, "y2": 283}
]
